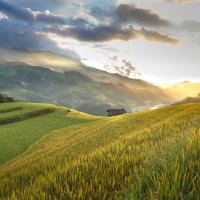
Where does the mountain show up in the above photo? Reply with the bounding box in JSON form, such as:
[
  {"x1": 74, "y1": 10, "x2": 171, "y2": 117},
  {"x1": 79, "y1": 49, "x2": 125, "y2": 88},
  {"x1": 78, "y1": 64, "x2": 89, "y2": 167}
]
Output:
[
  {"x1": 0, "y1": 62, "x2": 174, "y2": 115},
  {"x1": 0, "y1": 48, "x2": 82, "y2": 71},
  {"x1": 174, "y1": 93, "x2": 200, "y2": 105},
  {"x1": 164, "y1": 81, "x2": 200, "y2": 101}
]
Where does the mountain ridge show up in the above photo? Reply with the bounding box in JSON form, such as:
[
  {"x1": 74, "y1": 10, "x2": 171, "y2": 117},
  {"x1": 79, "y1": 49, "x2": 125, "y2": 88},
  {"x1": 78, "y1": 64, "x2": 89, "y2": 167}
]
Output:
[
  {"x1": 0, "y1": 62, "x2": 174, "y2": 115},
  {"x1": 174, "y1": 93, "x2": 200, "y2": 105},
  {"x1": 164, "y1": 81, "x2": 200, "y2": 101}
]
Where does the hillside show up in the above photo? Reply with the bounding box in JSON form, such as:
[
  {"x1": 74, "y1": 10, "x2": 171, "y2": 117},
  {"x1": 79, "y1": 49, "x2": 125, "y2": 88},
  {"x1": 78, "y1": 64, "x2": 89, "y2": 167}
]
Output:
[
  {"x1": 174, "y1": 93, "x2": 200, "y2": 105},
  {"x1": 0, "y1": 103, "x2": 199, "y2": 199},
  {"x1": 0, "y1": 102, "x2": 98, "y2": 164},
  {"x1": 164, "y1": 81, "x2": 200, "y2": 100},
  {"x1": 0, "y1": 48, "x2": 82, "y2": 71},
  {"x1": 0, "y1": 62, "x2": 173, "y2": 115}
]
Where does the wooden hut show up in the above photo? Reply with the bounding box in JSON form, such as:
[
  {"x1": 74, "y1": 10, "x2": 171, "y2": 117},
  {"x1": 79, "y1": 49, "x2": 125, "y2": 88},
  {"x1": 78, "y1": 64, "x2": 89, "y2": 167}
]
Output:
[{"x1": 106, "y1": 108, "x2": 126, "y2": 117}]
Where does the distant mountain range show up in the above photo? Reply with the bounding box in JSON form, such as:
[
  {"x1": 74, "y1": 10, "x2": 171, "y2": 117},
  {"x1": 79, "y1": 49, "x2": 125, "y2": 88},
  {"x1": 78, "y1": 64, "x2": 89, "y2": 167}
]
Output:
[
  {"x1": 164, "y1": 81, "x2": 200, "y2": 101},
  {"x1": 174, "y1": 93, "x2": 200, "y2": 105},
  {"x1": 0, "y1": 61, "x2": 174, "y2": 115}
]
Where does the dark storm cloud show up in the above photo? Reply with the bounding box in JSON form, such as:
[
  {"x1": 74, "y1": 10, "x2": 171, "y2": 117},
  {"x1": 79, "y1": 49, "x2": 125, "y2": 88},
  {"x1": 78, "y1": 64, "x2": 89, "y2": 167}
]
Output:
[
  {"x1": 46, "y1": 24, "x2": 178, "y2": 44},
  {"x1": 0, "y1": 0, "x2": 65, "y2": 24}
]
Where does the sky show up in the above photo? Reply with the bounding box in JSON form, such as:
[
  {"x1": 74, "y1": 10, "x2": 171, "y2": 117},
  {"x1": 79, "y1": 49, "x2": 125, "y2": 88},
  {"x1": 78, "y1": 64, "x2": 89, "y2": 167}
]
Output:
[{"x1": 0, "y1": 0, "x2": 200, "y2": 84}]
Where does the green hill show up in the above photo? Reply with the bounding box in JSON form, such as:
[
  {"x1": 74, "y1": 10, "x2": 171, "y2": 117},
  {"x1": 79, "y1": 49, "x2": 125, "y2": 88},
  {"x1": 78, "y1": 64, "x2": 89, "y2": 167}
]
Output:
[
  {"x1": 0, "y1": 103, "x2": 199, "y2": 199},
  {"x1": 0, "y1": 62, "x2": 173, "y2": 115},
  {"x1": 0, "y1": 102, "x2": 99, "y2": 165}
]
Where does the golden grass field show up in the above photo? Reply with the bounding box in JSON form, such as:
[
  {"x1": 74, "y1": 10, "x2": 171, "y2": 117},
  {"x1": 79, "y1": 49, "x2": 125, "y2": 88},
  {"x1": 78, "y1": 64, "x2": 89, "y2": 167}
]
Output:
[{"x1": 0, "y1": 102, "x2": 199, "y2": 199}]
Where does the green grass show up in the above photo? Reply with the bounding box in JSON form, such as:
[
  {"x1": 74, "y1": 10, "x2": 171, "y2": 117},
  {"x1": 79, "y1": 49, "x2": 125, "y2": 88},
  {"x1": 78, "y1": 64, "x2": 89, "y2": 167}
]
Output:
[
  {"x1": 0, "y1": 103, "x2": 199, "y2": 199},
  {"x1": 0, "y1": 103, "x2": 53, "y2": 119},
  {"x1": 0, "y1": 102, "x2": 99, "y2": 165},
  {"x1": 0, "y1": 106, "x2": 23, "y2": 114}
]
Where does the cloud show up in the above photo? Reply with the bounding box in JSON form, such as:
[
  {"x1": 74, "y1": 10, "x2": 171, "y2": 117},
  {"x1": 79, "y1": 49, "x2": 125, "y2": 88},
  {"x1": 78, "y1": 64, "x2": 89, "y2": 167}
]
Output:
[
  {"x1": 46, "y1": 24, "x2": 137, "y2": 42},
  {"x1": 0, "y1": 0, "x2": 65, "y2": 24},
  {"x1": 115, "y1": 4, "x2": 169, "y2": 27},
  {"x1": 109, "y1": 56, "x2": 119, "y2": 61},
  {"x1": 104, "y1": 58, "x2": 140, "y2": 78},
  {"x1": 75, "y1": 3, "x2": 177, "y2": 44},
  {"x1": 173, "y1": 20, "x2": 200, "y2": 44},
  {"x1": 121, "y1": 60, "x2": 137, "y2": 77},
  {"x1": 139, "y1": 28, "x2": 178, "y2": 44},
  {"x1": 90, "y1": 3, "x2": 170, "y2": 27},
  {"x1": 177, "y1": 0, "x2": 192, "y2": 2},
  {"x1": 46, "y1": 24, "x2": 178, "y2": 44},
  {"x1": 93, "y1": 44, "x2": 119, "y2": 52},
  {"x1": 0, "y1": 0, "x2": 179, "y2": 59},
  {"x1": 179, "y1": 20, "x2": 200, "y2": 32},
  {"x1": 0, "y1": 18, "x2": 79, "y2": 59},
  {"x1": 16, "y1": 0, "x2": 91, "y2": 5},
  {"x1": 163, "y1": 0, "x2": 198, "y2": 3},
  {"x1": 0, "y1": 11, "x2": 8, "y2": 19}
]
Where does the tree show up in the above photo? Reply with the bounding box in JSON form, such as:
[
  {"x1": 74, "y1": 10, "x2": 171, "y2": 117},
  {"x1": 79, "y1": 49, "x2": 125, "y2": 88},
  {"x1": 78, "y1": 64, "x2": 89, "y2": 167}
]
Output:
[{"x1": 0, "y1": 94, "x2": 15, "y2": 103}]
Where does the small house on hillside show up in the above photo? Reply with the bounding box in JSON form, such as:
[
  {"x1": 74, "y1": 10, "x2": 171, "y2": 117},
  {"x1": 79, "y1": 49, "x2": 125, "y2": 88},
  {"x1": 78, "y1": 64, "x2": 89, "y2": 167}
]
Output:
[{"x1": 107, "y1": 108, "x2": 127, "y2": 117}]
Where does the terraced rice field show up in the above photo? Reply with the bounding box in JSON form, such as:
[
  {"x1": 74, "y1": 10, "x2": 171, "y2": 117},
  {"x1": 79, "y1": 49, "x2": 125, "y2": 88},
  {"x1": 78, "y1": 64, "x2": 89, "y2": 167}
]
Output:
[
  {"x1": 0, "y1": 102, "x2": 98, "y2": 165},
  {"x1": 0, "y1": 105, "x2": 56, "y2": 125},
  {"x1": 0, "y1": 103, "x2": 199, "y2": 199}
]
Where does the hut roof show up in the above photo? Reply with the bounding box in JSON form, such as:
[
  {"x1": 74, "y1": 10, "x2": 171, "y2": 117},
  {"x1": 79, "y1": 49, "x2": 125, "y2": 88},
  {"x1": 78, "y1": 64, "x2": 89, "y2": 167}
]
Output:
[{"x1": 107, "y1": 108, "x2": 126, "y2": 116}]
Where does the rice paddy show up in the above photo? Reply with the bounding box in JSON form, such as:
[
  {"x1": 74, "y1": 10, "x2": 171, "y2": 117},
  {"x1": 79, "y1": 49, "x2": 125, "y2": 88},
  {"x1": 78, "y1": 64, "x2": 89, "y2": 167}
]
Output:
[
  {"x1": 0, "y1": 103, "x2": 199, "y2": 199},
  {"x1": 0, "y1": 102, "x2": 98, "y2": 165}
]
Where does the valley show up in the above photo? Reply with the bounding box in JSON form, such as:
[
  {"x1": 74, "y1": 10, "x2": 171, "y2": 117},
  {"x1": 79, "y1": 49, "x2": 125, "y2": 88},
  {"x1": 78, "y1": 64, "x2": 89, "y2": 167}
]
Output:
[{"x1": 0, "y1": 62, "x2": 174, "y2": 116}]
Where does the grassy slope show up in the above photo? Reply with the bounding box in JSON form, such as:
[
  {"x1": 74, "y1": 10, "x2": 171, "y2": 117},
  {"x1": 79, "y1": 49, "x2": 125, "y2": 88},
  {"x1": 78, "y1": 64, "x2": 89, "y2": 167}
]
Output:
[
  {"x1": 0, "y1": 102, "x2": 55, "y2": 119},
  {"x1": 0, "y1": 103, "x2": 200, "y2": 199},
  {"x1": 0, "y1": 102, "x2": 98, "y2": 165}
]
